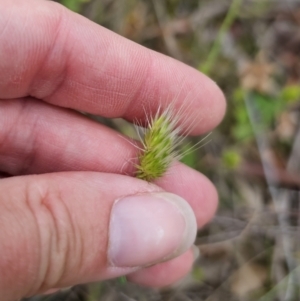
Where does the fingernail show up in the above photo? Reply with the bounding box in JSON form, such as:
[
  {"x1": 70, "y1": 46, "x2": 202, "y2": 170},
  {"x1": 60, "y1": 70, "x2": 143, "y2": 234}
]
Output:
[{"x1": 108, "y1": 192, "x2": 197, "y2": 267}]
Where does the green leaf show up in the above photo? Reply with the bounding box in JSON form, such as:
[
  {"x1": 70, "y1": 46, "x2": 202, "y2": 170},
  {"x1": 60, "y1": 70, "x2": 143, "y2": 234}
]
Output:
[
  {"x1": 281, "y1": 85, "x2": 300, "y2": 104},
  {"x1": 222, "y1": 149, "x2": 241, "y2": 169},
  {"x1": 251, "y1": 92, "x2": 284, "y2": 127},
  {"x1": 192, "y1": 266, "x2": 205, "y2": 282}
]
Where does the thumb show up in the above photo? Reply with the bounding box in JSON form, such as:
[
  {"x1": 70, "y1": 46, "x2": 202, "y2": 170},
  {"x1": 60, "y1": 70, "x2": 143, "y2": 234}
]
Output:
[{"x1": 0, "y1": 172, "x2": 197, "y2": 300}]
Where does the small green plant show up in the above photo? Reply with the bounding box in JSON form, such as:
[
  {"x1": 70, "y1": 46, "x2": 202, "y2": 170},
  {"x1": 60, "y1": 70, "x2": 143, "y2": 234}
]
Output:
[
  {"x1": 135, "y1": 106, "x2": 180, "y2": 181},
  {"x1": 222, "y1": 149, "x2": 241, "y2": 169},
  {"x1": 135, "y1": 105, "x2": 210, "y2": 182}
]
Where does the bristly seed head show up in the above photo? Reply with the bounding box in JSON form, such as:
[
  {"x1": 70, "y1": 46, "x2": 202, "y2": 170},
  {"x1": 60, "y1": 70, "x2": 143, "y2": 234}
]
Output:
[{"x1": 135, "y1": 106, "x2": 181, "y2": 182}]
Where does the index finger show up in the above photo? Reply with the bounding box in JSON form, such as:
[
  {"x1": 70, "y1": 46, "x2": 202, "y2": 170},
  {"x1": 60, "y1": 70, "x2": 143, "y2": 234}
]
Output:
[{"x1": 0, "y1": 0, "x2": 226, "y2": 134}]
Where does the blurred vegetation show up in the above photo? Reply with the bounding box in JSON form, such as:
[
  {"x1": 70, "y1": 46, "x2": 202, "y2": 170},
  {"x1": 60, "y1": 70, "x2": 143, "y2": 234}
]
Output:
[
  {"x1": 36, "y1": 0, "x2": 300, "y2": 300},
  {"x1": 60, "y1": 0, "x2": 89, "y2": 12}
]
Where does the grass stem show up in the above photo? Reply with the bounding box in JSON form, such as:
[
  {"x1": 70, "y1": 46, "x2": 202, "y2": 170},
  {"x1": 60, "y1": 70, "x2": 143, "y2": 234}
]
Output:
[{"x1": 200, "y1": 0, "x2": 242, "y2": 75}]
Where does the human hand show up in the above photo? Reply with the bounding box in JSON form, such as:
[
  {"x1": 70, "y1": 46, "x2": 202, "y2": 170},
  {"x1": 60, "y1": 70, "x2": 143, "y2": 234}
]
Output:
[{"x1": 0, "y1": 0, "x2": 226, "y2": 300}]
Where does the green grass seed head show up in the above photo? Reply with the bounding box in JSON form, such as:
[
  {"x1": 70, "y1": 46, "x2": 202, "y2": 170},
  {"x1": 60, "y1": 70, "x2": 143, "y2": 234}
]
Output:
[
  {"x1": 135, "y1": 106, "x2": 181, "y2": 182},
  {"x1": 134, "y1": 105, "x2": 211, "y2": 182}
]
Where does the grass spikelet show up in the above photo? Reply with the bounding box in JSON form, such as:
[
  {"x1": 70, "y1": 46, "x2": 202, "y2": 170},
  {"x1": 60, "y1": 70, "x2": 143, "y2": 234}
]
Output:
[
  {"x1": 135, "y1": 106, "x2": 182, "y2": 182},
  {"x1": 134, "y1": 103, "x2": 211, "y2": 182}
]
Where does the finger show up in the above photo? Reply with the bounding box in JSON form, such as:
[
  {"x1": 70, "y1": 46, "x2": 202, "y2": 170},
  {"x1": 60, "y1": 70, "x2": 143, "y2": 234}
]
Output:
[
  {"x1": 0, "y1": 98, "x2": 137, "y2": 175},
  {"x1": 127, "y1": 164, "x2": 214, "y2": 287},
  {"x1": 128, "y1": 249, "x2": 194, "y2": 288},
  {"x1": 47, "y1": 249, "x2": 195, "y2": 292},
  {"x1": 46, "y1": 250, "x2": 195, "y2": 292},
  {"x1": 139, "y1": 160, "x2": 218, "y2": 296},
  {"x1": 0, "y1": 98, "x2": 218, "y2": 228},
  {"x1": 0, "y1": 172, "x2": 197, "y2": 300},
  {"x1": 0, "y1": 0, "x2": 226, "y2": 134},
  {"x1": 156, "y1": 163, "x2": 219, "y2": 228}
]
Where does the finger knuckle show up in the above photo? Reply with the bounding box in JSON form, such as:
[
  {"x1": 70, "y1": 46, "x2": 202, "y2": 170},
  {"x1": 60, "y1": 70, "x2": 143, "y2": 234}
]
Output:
[{"x1": 24, "y1": 178, "x2": 83, "y2": 292}]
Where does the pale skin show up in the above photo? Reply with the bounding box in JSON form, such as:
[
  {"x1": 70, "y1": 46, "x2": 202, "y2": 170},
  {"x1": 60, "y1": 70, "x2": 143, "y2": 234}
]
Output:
[{"x1": 0, "y1": 0, "x2": 226, "y2": 300}]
